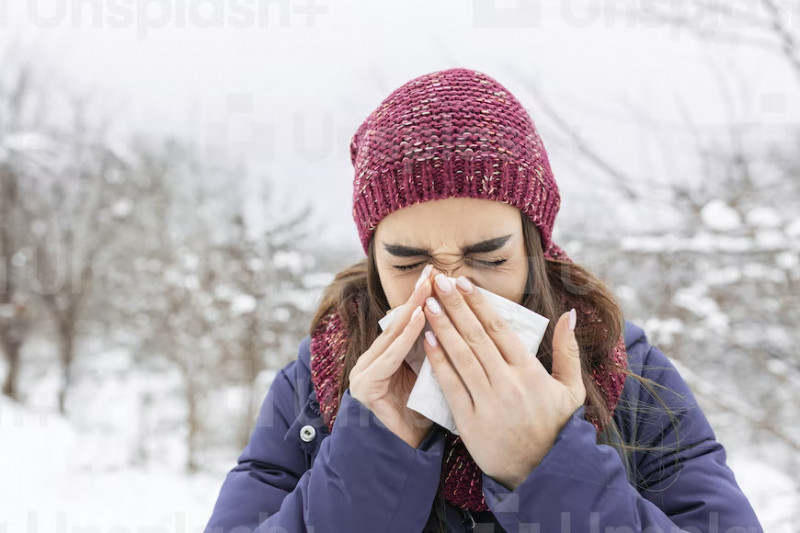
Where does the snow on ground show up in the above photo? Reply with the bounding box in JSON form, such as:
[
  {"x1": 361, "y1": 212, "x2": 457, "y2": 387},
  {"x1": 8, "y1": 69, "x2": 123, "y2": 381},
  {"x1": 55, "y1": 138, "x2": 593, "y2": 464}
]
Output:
[
  {"x1": 0, "y1": 395, "x2": 222, "y2": 533},
  {"x1": 728, "y1": 453, "x2": 800, "y2": 533}
]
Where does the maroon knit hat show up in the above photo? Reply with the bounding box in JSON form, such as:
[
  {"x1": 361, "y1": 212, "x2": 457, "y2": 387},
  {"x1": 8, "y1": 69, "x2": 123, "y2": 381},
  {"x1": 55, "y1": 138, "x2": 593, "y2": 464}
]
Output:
[{"x1": 350, "y1": 67, "x2": 561, "y2": 256}]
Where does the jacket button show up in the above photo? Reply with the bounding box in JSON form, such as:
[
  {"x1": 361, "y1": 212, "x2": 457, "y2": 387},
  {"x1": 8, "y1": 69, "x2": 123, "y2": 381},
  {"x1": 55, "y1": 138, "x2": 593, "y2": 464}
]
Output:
[{"x1": 300, "y1": 425, "x2": 316, "y2": 442}]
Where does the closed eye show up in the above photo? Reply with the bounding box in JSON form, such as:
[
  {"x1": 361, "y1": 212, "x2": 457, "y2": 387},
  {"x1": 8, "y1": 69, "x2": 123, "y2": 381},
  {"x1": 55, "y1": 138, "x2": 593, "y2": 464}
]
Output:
[{"x1": 393, "y1": 259, "x2": 508, "y2": 272}]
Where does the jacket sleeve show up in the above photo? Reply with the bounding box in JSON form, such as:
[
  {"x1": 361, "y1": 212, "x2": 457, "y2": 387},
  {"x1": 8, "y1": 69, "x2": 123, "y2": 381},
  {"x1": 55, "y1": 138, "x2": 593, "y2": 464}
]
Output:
[
  {"x1": 204, "y1": 350, "x2": 447, "y2": 533},
  {"x1": 480, "y1": 342, "x2": 764, "y2": 533}
]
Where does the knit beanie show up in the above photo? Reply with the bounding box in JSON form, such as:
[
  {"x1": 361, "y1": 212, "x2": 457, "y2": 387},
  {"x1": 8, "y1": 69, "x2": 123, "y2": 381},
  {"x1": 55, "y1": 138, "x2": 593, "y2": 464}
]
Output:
[
  {"x1": 310, "y1": 67, "x2": 628, "y2": 512},
  {"x1": 350, "y1": 67, "x2": 561, "y2": 256}
]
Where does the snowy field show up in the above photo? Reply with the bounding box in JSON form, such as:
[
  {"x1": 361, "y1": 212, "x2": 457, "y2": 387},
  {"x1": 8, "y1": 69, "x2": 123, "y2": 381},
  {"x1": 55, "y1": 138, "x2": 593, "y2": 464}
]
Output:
[{"x1": 0, "y1": 389, "x2": 222, "y2": 532}]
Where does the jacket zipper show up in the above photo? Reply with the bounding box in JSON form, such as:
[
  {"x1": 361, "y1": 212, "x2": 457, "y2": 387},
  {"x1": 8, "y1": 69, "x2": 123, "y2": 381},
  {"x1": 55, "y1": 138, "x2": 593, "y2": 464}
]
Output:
[{"x1": 460, "y1": 509, "x2": 475, "y2": 531}]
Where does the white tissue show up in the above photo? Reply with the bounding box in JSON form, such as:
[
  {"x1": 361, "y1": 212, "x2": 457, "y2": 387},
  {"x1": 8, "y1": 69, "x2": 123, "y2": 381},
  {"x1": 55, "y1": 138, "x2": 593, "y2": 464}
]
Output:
[{"x1": 377, "y1": 277, "x2": 549, "y2": 435}]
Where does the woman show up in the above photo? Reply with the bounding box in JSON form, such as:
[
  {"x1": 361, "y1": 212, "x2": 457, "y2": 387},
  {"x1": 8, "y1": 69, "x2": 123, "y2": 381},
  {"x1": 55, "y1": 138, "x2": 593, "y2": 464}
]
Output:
[{"x1": 204, "y1": 68, "x2": 763, "y2": 532}]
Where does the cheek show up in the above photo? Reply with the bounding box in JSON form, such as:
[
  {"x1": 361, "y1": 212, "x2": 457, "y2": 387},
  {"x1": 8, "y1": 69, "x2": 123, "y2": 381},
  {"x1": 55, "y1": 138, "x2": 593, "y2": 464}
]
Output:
[
  {"x1": 511, "y1": 258, "x2": 529, "y2": 304},
  {"x1": 386, "y1": 290, "x2": 404, "y2": 311},
  {"x1": 481, "y1": 281, "x2": 521, "y2": 305},
  {"x1": 378, "y1": 269, "x2": 407, "y2": 310},
  {"x1": 513, "y1": 262, "x2": 529, "y2": 304},
  {"x1": 479, "y1": 263, "x2": 528, "y2": 304}
]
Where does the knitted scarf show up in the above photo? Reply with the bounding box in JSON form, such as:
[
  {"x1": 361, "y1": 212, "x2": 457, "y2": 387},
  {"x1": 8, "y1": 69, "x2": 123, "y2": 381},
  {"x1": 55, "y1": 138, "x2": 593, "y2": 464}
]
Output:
[{"x1": 309, "y1": 242, "x2": 628, "y2": 512}]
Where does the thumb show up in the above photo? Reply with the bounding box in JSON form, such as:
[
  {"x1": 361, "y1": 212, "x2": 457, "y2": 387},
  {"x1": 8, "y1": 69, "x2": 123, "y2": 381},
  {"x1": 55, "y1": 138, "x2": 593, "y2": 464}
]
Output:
[{"x1": 550, "y1": 308, "x2": 586, "y2": 404}]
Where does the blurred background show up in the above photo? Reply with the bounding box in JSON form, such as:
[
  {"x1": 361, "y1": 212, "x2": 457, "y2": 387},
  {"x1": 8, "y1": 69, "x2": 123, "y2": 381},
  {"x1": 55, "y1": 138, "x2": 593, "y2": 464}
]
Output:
[{"x1": 1, "y1": 0, "x2": 798, "y2": 531}]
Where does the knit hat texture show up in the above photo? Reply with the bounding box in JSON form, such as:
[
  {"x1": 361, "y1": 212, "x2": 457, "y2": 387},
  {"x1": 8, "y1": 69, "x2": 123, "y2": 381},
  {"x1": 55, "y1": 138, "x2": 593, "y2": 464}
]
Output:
[{"x1": 350, "y1": 67, "x2": 560, "y2": 256}]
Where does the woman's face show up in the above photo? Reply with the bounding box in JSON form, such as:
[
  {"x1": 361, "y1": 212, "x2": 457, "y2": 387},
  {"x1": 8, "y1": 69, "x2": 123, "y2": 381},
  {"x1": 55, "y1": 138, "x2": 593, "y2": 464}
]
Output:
[{"x1": 374, "y1": 197, "x2": 529, "y2": 310}]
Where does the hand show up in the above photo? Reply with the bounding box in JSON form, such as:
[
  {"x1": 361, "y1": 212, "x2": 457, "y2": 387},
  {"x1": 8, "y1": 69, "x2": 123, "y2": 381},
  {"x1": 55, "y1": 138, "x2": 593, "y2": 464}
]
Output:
[
  {"x1": 421, "y1": 268, "x2": 586, "y2": 490},
  {"x1": 349, "y1": 265, "x2": 436, "y2": 449}
]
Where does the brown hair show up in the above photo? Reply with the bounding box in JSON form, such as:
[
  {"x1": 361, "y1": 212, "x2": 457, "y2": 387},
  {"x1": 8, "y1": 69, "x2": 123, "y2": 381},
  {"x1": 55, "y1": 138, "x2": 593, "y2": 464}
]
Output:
[{"x1": 308, "y1": 212, "x2": 684, "y2": 530}]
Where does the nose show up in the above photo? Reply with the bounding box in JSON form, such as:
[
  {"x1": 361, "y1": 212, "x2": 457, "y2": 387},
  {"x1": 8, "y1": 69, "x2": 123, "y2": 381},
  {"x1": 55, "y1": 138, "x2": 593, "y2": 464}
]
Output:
[{"x1": 430, "y1": 266, "x2": 473, "y2": 285}]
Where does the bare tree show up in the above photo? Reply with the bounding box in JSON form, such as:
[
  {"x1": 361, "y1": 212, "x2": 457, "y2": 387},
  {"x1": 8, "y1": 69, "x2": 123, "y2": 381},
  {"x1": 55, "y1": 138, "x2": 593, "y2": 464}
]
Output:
[
  {"x1": 0, "y1": 160, "x2": 30, "y2": 401},
  {"x1": 110, "y1": 137, "x2": 317, "y2": 471},
  {"x1": 635, "y1": 0, "x2": 800, "y2": 87},
  {"x1": 0, "y1": 54, "x2": 58, "y2": 402},
  {"x1": 221, "y1": 206, "x2": 318, "y2": 449},
  {"x1": 23, "y1": 108, "x2": 128, "y2": 414}
]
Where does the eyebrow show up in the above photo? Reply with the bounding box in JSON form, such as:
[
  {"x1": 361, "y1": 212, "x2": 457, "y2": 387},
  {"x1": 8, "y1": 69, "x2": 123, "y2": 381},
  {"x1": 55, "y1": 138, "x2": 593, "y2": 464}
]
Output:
[{"x1": 382, "y1": 234, "x2": 513, "y2": 258}]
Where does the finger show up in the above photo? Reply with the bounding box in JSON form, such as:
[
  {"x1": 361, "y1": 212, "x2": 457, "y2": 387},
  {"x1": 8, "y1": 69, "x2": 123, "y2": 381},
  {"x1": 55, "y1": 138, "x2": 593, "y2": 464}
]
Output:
[
  {"x1": 423, "y1": 329, "x2": 474, "y2": 419},
  {"x1": 369, "y1": 304, "x2": 427, "y2": 378},
  {"x1": 360, "y1": 269, "x2": 434, "y2": 368},
  {"x1": 423, "y1": 294, "x2": 491, "y2": 400},
  {"x1": 550, "y1": 308, "x2": 586, "y2": 403},
  {"x1": 446, "y1": 273, "x2": 526, "y2": 371},
  {"x1": 434, "y1": 271, "x2": 505, "y2": 384}
]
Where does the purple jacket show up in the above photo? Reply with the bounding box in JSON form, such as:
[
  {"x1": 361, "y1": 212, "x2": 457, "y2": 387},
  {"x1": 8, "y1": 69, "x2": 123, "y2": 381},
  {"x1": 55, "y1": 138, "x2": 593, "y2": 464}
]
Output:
[{"x1": 204, "y1": 320, "x2": 764, "y2": 532}]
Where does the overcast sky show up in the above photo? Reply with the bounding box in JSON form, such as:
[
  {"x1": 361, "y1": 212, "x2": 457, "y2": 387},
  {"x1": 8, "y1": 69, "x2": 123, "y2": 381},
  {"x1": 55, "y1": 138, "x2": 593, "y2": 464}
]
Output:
[{"x1": 2, "y1": 0, "x2": 798, "y2": 251}]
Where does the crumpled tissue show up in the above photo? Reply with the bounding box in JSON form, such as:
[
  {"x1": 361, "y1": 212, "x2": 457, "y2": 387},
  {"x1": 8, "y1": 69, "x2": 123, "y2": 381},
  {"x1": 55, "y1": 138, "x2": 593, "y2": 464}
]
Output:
[{"x1": 378, "y1": 276, "x2": 549, "y2": 435}]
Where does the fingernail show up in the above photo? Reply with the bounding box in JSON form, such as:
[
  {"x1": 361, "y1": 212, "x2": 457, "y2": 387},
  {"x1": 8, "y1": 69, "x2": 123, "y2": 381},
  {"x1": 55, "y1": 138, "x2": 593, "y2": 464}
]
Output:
[
  {"x1": 568, "y1": 308, "x2": 577, "y2": 331},
  {"x1": 455, "y1": 276, "x2": 473, "y2": 294},
  {"x1": 434, "y1": 273, "x2": 453, "y2": 293},
  {"x1": 425, "y1": 297, "x2": 442, "y2": 316},
  {"x1": 415, "y1": 264, "x2": 433, "y2": 290},
  {"x1": 425, "y1": 330, "x2": 438, "y2": 348},
  {"x1": 411, "y1": 305, "x2": 422, "y2": 321}
]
